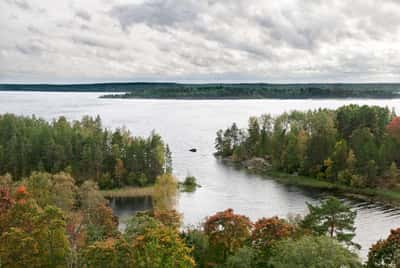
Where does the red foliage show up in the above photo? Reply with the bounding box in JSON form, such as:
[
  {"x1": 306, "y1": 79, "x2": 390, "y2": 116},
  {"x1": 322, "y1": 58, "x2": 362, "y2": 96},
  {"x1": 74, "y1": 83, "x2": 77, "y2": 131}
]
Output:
[
  {"x1": 0, "y1": 188, "x2": 14, "y2": 212},
  {"x1": 204, "y1": 209, "x2": 253, "y2": 257},
  {"x1": 14, "y1": 185, "x2": 28, "y2": 201},
  {"x1": 252, "y1": 216, "x2": 294, "y2": 249},
  {"x1": 387, "y1": 117, "x2": 400, "y2": 142},
  {"x1": 367, "y1": 227, "x2": 400, "y2": 266}
]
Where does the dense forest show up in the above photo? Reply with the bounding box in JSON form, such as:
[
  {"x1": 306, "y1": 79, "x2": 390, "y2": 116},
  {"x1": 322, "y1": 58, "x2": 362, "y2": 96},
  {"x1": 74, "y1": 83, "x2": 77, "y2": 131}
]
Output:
[
  {"x1": 1, "y1": 83, "x2": 400, "y2": 99},
  {"x1": 0, "y1": 114, "x2": 172, "y2": 189},
  {"x1": 215, "y1": 105, "x2": 400, "y2": 191},
  {"x1": 103, "y1": 83, "x2": 400, "y2": 99},
  {"x1": 1, "y1": 170, "x2": 399, "y2": 267}
]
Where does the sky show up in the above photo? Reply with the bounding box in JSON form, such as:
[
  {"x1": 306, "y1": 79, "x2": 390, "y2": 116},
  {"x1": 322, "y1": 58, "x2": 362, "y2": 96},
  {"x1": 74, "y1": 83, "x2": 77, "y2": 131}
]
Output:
[{"x1": 1, "y1": 0, "x2": 400, "y2": 83}]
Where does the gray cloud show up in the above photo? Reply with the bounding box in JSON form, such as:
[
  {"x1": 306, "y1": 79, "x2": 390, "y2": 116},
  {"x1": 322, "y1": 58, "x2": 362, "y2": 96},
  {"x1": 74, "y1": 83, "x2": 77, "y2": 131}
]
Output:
[
  {"x1": 1, "y1": 0, "x2": 400, "y2": 83},
  {"x1": 6, "y1": 0, "x2": 31, "y2": 10},
  {"x1": 75, "y1": 9, "x2": 91, "y2": 21},
  {"x1": 15, "y1": 43, "x2": 44, "y2": 55},
  {"x1": 110, "y1": 0, "x2": 202, "y2": 31}
]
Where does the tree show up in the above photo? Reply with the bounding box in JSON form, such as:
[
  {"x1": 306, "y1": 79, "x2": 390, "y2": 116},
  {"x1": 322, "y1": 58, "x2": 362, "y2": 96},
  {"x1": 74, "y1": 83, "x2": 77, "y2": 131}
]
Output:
[
  {"x1": 24, "y1": 172, "x2": 52, "y2": 208},
  {"x1": 82, "y1": 237, "x2": 135, "y2": 268},
  {"x1": 182, "y1": 227, "x2": 209, "y2": 268},
  {"x1": 78, "y1": 180, "x2": 106, "y2": 210},
  {"x1": 302, "y1": 197, "x2": 358, "y2": 248},
  {"x1": 204, "y1": 209, "x2": 252, "y2": 263},
  {"x1": 51, "y1": 172, "x2": 77, "y2": 212},
  {"x1": 305, "y1": 111, "x2": 337, "y2": 175},
  {"x1": 164, "y1": 144, "x2": 173, "y2": 174},
  {"x1": 84, "y1": 204, "x2": 119, "y2": 244},
  {"x1": 247, "y1": 117, "x2": 261, "y2": 156},
  {"x1": 386, "y1": 116, "x2": 400, "y2": 143},
  {"x1": 252, "y1": 216, "x2": 294, "y2": 250},
  {"x1": 0, "y1": 187, "x2": 70, "y2": 268},
  {"x1": 152, "y1": 174, "x2": 178, "y2": 212},
  {"x1": 131, "y1": 224, "x2": 195, "y2": 268},
  {"x1": 331, "y1": 140, "x2": 349, "y2": 179},
  {"x1": 268, "y1": 236, "x2": 362, "y2": 268},
  {"x1": 367, "y1": 228, "x2": 400, "y2": 268},
  {"x1": 225, "y1": 246, "x2": 257, "y2": 268}
]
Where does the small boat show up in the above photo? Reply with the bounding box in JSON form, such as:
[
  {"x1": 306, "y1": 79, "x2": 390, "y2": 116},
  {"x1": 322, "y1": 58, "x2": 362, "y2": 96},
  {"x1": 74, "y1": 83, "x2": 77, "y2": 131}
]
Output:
[{"x1": 189, "y1": 148, "x2": 197, "y2": 152}]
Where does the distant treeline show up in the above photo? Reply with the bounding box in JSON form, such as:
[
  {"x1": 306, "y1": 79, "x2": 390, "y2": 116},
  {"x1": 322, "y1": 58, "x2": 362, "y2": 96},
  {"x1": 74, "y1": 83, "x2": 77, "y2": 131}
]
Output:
[
  {"x1": 0, "y1": 114, "x2": 172, "y2": 189},
  {"x1": 215, "y1": 105, "x2": 400, "y2": 189},
  {"x1": 103, "y1": 83, "x2": 400, "y2": 99},
  {"x1": 1, "y1": 83, "x2": 400, "y2": 98}
]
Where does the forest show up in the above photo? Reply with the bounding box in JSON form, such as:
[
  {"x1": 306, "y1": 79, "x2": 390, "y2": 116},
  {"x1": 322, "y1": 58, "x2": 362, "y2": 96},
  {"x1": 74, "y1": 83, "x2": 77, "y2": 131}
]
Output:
[
  {"x1": 1, "y1": 110, "x2": 400, "y2": 267},
  {"x1": 215, "y1": 105, "x2": 400, "y2": 194},
  {"x1": 102, "y1": 83, "x2": 400, "y2": 99},
  {"x1": 1, "y1": 83, "x2": 400, "y2": 99},
  {"x1": 0, "y1": 114, "x2": 172, "y2": 189},
  {"x1": 1, "y1": 170, "x2": 399, "y2": 267}
]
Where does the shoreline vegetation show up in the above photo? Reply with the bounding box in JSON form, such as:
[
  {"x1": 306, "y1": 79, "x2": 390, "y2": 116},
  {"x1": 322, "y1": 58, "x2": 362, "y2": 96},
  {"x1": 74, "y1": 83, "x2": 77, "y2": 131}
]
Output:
[
  {"x1": 215, "y1": 104, "x2": 400, "y2": 207},
  {"x1": 222, "y1": 157, "x2": 400, "y2": 205},
  {"x1": 0, "y1": 113, "x2": 173, "y2": 190},
  {"x1": 101, "y1": 186, "x2": 154, "y2": 198},
  {"x1": 1, "y1": 82, "x2": 400, "y2": 99}
]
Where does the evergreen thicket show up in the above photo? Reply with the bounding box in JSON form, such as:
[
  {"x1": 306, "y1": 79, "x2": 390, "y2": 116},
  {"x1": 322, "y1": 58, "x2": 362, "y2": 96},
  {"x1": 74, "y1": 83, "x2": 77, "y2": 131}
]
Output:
[{"x1": 0, "y1": 114, "x2": 172, "y2": 189}]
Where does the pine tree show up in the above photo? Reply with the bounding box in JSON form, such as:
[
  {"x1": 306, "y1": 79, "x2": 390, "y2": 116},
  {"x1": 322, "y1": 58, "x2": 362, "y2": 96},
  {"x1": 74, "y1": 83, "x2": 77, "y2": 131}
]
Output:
[{"x1": 302, "y1": 197, "x2": 359, "y2": 248}]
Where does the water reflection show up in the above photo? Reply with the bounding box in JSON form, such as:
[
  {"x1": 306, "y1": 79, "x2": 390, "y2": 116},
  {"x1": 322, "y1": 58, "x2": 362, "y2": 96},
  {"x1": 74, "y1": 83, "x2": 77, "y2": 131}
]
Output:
[{"x1": 108, "y1": 196, "x2": 153, "y2": 231}]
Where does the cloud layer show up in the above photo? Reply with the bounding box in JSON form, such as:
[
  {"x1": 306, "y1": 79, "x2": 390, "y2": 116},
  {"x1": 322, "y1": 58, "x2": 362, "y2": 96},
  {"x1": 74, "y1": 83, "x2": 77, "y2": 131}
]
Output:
[{"x1": 1, "y1": 0, "x2": 399, "y2": 83}]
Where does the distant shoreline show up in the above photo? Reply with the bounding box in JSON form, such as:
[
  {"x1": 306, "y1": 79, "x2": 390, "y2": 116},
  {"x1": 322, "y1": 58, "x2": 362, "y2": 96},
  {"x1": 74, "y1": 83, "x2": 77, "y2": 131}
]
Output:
[{"x1": 2, "y1": 82, "x2": 400, "y2": 99}]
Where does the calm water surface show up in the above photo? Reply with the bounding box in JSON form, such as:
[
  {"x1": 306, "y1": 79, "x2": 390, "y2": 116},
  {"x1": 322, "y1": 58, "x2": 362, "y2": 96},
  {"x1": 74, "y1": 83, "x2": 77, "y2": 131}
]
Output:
[{"x1": 1, "y1": 91, "x2": 400, "y2": 258}]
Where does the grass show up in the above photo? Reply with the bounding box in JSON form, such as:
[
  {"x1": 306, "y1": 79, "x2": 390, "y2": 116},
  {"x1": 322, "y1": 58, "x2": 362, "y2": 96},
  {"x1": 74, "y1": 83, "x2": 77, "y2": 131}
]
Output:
[
  {"x1": 264, "y1": 170, "x2": 400, "y2": 205},
  {"x1": 101, "y1": 186, "x2": 154, "y2": 198}
]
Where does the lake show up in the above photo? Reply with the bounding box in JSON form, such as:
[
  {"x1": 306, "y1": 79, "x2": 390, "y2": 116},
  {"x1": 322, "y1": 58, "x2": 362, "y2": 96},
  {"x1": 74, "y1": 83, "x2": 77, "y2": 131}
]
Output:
[{"x1": 1, "y1": 91, "x2": 400, "y2": 258}]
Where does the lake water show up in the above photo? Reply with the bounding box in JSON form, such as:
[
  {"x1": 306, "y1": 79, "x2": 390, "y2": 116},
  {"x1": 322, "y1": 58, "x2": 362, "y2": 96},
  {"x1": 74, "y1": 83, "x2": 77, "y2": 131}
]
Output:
[{"x1": 1, "y1": 91, "x2": 400, "y2": 259}]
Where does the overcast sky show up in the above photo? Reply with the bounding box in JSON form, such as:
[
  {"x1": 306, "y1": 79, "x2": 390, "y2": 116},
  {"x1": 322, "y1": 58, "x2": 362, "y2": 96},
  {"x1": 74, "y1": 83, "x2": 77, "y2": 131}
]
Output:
[{"x1": 1, "y1": 0, "x2": 400, "y2": 83}]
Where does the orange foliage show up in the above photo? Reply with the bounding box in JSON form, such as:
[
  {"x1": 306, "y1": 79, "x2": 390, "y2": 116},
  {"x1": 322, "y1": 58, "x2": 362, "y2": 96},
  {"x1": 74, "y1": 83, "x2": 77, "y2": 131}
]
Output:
[
  {"x1": 153, "y1": 209, "x2": 182, "y2": 230},
  {"x1": 387, "y1": 116, "x2": 400, "y2": 142},
  {"x1": 85, "y1": 204, "x2": 118, "y2": 237},
  {"x1": 367, "y1": 227, "x2": 400, "y2": 266},
  {"x1": 15, "y1": 185, "x2": 27, "y2": 196},
  {"x1": 204, "y1": 209, "x2": 252, "y2": 257},
  {"x1": 252, "y1": 216, "x2": 294, "y2": 249}
]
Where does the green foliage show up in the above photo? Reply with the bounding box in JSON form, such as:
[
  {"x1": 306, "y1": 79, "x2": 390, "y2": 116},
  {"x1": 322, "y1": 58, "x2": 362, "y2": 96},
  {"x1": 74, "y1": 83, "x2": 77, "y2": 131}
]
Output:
[
  {"x1": 180, "y1": 175, "x2": 198, "y2": 192},
  {"x1": 0, "y1": 114, "x2": 168, "y2": 189},
  {"x1": 268, "y1": 236, "x2": 362, "y2": 268},
  {"x1": 96, "y1": 83, "x2": 400, "y2": 99},
  {"x1": 302, "y1": 197, "x2": 358, "y2": 248},
  {"x1": 225, "y1": 246, "x2": 258, "y2": 268},
  {"x1": 215, "y1": 105, "x2": 398, "y2": 189},
  {"x1": 182, "y1": 228, "x2": 209, "y2": 268}
]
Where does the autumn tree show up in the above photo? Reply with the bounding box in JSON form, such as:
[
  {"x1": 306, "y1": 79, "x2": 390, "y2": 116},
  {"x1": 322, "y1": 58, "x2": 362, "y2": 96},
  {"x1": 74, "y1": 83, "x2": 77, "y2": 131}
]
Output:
[
  {"x1": 367, "y1": 228, "x2": 400, "y2": 267},
  {"x1": 204, "y1": 209, "x2": 253, "y2": 263},
  {"x1": 51, "y1": 172, "x2": 77, "y2": 212},
  {"x1": 82, "y1": 237, "x2": 135, "y2": 268},
  {"x1": 387, "y1": 116, "x2": 400, "y2": 143},
  {"x1": 0, "y1": 186, "x2": 70, "y2": 267},
  {"x1": 252, "y1": 216, "x2": 294, "y2": 250},
  {"x1": 152, "y1": 173, "x2": 178, "y2": 212},
  {"x1": 128, "y1": 220, "x2": 195, "y2": 268},
  {"x1": 78, "y1": 180, "x2": 106, "y2": 210}
]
